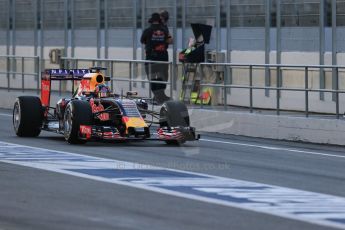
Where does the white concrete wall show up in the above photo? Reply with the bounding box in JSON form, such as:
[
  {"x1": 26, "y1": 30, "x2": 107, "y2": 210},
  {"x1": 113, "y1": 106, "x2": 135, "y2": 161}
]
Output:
[{"x1": 190, "y1": 109, "x2": 345, "y2": 146}]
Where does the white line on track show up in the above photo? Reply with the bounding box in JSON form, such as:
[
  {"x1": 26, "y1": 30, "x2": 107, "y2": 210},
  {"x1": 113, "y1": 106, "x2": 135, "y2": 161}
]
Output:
[
  {"x1": 0, "y1": 113, "x2": 12, "y2": 117},
  {"x1": 200, "y1": 138, "x2": 345, "y2": 159}
]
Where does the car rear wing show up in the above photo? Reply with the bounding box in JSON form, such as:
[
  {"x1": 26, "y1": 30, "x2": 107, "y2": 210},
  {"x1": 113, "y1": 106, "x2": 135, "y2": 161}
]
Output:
[
  {"x1": 41, "y1": 68, "x2": 109, "y2": 108},
  {"x1": 41, "y1": 69, "x2": 91, "y2": 108},
  {"x1": 42, "y1": 69, "x2": 91, "y2": 80}
]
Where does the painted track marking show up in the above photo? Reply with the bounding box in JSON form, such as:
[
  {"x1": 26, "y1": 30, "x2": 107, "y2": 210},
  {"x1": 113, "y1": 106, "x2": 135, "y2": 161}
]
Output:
[
  {"x1": 1, "y1": 141, "x2": 345, "y2": 229},
  {"x1": 0, "y1": 113, "x2": 12, "y2": 117},
  {"x1": 200, "y1": 138, "x2": 345, "y2": 159}
]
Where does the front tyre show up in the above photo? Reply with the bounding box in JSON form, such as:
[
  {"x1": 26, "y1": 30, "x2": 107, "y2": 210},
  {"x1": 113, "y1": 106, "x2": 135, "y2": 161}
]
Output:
[
  {"x1": 63, "y1": 100, "x2": 92, "y2": 144},
  {"x1": 13, "y1": 96, "x2": 43, "y2": 137}
]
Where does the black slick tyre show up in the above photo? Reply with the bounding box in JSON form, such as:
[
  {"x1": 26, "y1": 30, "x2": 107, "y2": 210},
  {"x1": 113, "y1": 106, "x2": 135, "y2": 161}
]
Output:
[
  {"x1": 13, "y1": 96, "x2": 43, "y2": 137},
  {"x1": 159, "y1": 101, "x2": 190, "y2": 145},
  {"x1": 63, "y1": 100, "x2": 92, "y2": 144}
]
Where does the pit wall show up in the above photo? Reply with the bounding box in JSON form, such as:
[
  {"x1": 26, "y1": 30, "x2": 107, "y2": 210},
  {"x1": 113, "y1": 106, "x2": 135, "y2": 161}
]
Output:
[{"x1": 190, "y1": 108, "x2": 345, "y2": 146}]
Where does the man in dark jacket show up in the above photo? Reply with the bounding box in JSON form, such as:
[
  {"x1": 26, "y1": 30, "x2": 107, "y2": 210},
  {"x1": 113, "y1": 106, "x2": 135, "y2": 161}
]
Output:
[{"x1": 140, "y1": 13, "x2": 170, "y2": 104}]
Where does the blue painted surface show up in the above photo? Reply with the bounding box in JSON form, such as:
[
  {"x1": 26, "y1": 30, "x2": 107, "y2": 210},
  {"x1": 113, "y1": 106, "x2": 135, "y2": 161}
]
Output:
[
  {"x1": 156, "y1": 186, "x2": 260, "y2": 204},
  {"x1": 0, "y1": 147, "x2": 108, "y2": 162},
  {"x1": 67, "y1": 168, "x2": 208, "y2": 179},
  {"x1": 327, "y1": 219, "x2": 345, "y2": 224}
]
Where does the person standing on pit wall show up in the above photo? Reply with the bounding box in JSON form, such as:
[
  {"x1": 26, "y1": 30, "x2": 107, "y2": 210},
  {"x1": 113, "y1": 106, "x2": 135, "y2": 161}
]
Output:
[{"x1": 140, "y1": 13, "x2": 170, "y2": 104}]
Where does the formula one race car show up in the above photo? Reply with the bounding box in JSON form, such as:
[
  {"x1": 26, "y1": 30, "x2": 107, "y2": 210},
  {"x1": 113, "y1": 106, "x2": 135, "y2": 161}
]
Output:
[{"x1": 13, "y1": 67, "x2": 198, "y2": 145}]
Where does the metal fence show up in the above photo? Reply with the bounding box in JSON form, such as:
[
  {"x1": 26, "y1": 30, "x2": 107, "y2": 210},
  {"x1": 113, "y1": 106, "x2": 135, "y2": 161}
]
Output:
[
  {"x1": 2, "y1": 55, "x2": 345, "y2": 118},
  {"x1": 199, "y1": 62, "x2": 345, "y2": 118},
  {"x1": 0, "y1": 55, "x2": 40, "y2": 93}
]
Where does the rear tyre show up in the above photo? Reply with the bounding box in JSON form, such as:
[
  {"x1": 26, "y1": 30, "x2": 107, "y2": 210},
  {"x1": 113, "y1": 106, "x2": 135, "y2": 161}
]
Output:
[
  {"x1": 13, "y1": 96, "x2": 43, "y2": 137},
  {"x1": 159, "y1": 101, "x2": 190, "y2": 145},
  {"x1": 63, "y1": 100, "x2": 92, "y2": 144}
]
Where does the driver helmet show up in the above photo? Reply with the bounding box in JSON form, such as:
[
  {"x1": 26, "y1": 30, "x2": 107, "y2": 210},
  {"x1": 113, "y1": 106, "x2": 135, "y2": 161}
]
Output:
[{"x1": 95, "y1": 83, "x2": 111, "y2": 98}]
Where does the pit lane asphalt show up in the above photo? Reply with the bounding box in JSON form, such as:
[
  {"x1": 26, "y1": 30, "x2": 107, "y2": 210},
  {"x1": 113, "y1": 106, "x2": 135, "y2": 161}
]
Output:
[{"x1": 1, "y1": 108, "x2": 345, "y2": 230}]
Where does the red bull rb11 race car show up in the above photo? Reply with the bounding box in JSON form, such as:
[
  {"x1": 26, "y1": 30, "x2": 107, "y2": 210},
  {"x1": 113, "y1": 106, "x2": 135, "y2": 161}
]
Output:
[{"x1": 13, "y1": 67, "x2": 199, "y2": 145}]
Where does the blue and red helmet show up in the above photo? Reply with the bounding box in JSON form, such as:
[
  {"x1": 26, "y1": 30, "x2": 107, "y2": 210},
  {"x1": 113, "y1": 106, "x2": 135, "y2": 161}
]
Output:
[{"x1": 95, "y1": 83, "x2": 111, "y2": 98}]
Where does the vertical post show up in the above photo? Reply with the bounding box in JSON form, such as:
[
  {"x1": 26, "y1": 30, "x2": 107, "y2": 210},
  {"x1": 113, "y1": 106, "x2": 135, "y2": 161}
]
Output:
[
  {"x1": 110, "y1": 61, "x2": 114, "y2": 90},
  {"x1": 223, "y1": 65, "x2": 227, "y2": 110},
  {"x1": 40, "y1": 0, "x2": 44, "y2": 72},
  {"x1": 335, "y1": 67, "x2": 339, "y2": 118},
  {"x1": 132, "y1": 0, "x2": 137, "y2": 60},
  {"x1": 7, "y1": 57, "x2": 10, "y2": 91},
  {"x1": 141, "y1": 0, "x2": 145, "y2": 60},
  {"x1": 74, "y1": 59, "x2": 78, "y2": 93},
  {"x1": 148, "y1": 62, "x2": 152, "y2": 99},
  {"x1": 6, "y1": 0, "x2": 10, "y2": 57},
  {"x1": 182, "y1": 0, "x2": 186, "y2": 46},
  {"x1": 36, "y1": 56, "x2": 39, "y2": 94},
  {"x1": 249, "y1": 65, "x2": 253, "y2": 113},
  {"x1": 226, "y1": 0, "x2": 231, "y2": 63},
  {"x1": 216, "y1": 0, "x2": 221, "y2": 54},
  {"x1": 276, "y1": 0, "x2": 282, "y2": 100},
  {"x1": 172, "y1": 0, "x2": 177, "y2": 91},
  {"x1": 104, "y1": 0, "x2": 108, "y2": 59},
  {"x1": 71, "y1": 0, "x2": 75, "y2": 58},
  {"x1": 7, "y1": 0, "x2": 11, "y2": 91},
  {"x1": 7, "y1": 0, "x2": 10, "y2": 87},
  {"x1": 72, "y1": 68, "x2": 75, "y2": 95},
  {"x1": 226, "y1": 0, "x2": 232, "y2": 95},
  {"x1": 11, "y1": 0, "x2": 16, "y2": 79},
  {"x1": 64, "y1": 0, "x2": 68, "y2": 68},
  {"x1": 276, "y1": 66, "x2": 280, "y2": 115},
  {"x1": 265, "y1": 0, "x2": 271, "y2": 97},
  {"x1": 34, "y1": 0, "x2": 38, "y2": 57},
  {"x1": 332, "y1": 0, "x2": 337, "y2": 101},
  {"x1": 212, "y1": 0, "x2": 222, "y2": 107},
  {"x1": 132, "y1": 0, "x2": 137, "y2": 88},
  {"x1": 103, "y1": 0, "x2": 110, "y2": 78},
  {"x1": 6, "y1": 56, "x2": 10, "y2": 91},
  {"x1": 216, "y1": 0, "x2": 222, "y2": 108},
  {"x1": 129, "y1": 62, "x2": 133, "y2": 91},
  {"x1": 141, "y1": 0, "x2": 146, "y2": 88},
  {"x1": 276, "y1": 0, "x2": 281, "y2": 65},
  {"x1": 170, "y1": 62, "x2": 173, "y2": 99},
  {"x1": 200, "y1": 65, "x2": 204, "y2": 109},
  {"x1": 319, "y1": 0, "x2": 325, "y2": 100},
  {"x1": 305, "y1": 67, "x2": 309, "y2": 117},
  {"x1": 228, "y1": 66, "x2": 233, "y2": 104},
  {"x1": 96, "y1": 0, "x2": 101, "y2": 61},
  {"x1": 21, "y1": 57, "x2": 24, "y2": 92},
  {"x1": 12, "y1": 0, "x2": 16, "y2": 57}
]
